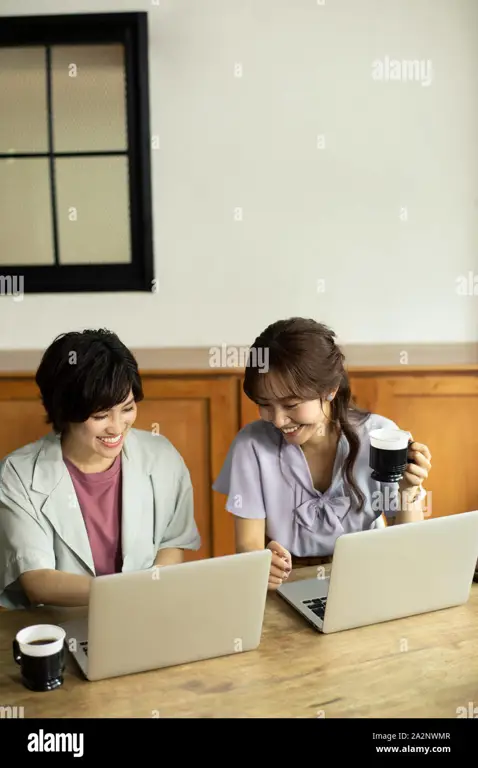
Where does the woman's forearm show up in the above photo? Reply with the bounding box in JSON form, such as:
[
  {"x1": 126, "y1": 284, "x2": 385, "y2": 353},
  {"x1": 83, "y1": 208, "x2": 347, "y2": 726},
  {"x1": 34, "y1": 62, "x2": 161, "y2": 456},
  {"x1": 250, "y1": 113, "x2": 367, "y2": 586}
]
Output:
[
  {"x1": 19, "y1": 569, "x2": 93, "y2": 607},
  {"x1": 154, "y1": 547, "x2": 185, "y2": 566},
  {"x1": 395, "y1": 489, "x2": 426, "y2": 524}
]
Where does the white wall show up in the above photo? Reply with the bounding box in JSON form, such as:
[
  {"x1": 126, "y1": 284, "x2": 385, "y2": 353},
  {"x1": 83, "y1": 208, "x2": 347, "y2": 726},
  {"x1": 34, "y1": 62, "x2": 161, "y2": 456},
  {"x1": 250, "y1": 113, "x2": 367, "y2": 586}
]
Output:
[{"x1": 0, "y1": 0, "x2": 477, "y2": 350}]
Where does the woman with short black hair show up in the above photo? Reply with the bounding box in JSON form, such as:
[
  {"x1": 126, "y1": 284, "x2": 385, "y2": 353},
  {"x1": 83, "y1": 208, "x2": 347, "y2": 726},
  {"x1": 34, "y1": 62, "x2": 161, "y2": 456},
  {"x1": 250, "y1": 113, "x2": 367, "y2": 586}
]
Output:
[{"x1": 0, "y1": 329, "x2": 200, "y2": 609}]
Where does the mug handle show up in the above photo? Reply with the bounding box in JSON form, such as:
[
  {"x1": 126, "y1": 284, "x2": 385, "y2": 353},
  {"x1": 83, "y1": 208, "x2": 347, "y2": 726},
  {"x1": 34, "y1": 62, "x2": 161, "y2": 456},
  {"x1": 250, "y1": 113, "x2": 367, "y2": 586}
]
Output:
[{"x1": 12, "y1": 639, "x2": 21, "y2": 664}]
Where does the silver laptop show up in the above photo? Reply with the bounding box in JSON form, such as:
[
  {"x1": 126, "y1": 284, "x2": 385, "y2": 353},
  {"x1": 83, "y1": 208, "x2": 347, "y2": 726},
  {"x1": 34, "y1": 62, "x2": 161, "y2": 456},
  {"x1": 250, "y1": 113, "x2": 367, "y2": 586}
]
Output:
[
  {"x1": 61, "y1": 549, "x2": 271, "y2": 681},
  {"x1": 277, "y1": 509, "x2": 478, "y2": 634}
]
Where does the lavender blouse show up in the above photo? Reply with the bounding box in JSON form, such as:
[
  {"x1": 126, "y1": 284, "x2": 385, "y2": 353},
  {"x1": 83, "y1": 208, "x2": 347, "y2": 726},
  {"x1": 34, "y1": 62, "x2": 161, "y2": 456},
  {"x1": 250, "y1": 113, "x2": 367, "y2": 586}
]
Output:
[{"x1": 213, "y1": 412, "x2": 401, "y2": 557}]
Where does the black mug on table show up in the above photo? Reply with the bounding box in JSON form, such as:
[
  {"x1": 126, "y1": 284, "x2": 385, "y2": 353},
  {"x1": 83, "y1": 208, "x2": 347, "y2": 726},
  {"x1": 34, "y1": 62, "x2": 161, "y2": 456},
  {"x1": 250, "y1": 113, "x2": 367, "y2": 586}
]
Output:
[
  {"x1": 369, "y1": 427, "x2": 412, "y2": 483},
  {"x1": 13, "y1": 624, "x2": 66, "y2": 691}
]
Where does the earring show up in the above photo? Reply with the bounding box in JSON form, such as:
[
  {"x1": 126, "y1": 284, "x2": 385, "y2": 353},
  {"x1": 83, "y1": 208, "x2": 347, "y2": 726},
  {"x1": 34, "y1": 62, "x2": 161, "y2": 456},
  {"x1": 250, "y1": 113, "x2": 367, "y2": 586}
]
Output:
[{"x1": 327, "y1": 394, "x2": 333, "y2": 401}]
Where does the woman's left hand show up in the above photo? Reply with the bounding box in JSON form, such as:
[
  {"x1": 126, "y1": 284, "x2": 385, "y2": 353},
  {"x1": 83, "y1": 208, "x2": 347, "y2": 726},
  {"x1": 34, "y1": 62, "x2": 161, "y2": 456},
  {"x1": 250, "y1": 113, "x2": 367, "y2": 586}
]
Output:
[{"x1": 398, "y1": 439, "x2": 432, "y2": 497}]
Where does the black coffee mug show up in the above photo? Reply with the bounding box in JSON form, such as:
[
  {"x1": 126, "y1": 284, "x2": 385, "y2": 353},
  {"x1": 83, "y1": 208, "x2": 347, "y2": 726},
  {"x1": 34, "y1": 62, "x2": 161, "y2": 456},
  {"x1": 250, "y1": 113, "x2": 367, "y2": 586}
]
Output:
[
  {"x1": 13, "y1": 624, "x2": 66, "y2": 692},
  {"x1": 369, "y1": 428, "x2": 411, "y2": 483}
]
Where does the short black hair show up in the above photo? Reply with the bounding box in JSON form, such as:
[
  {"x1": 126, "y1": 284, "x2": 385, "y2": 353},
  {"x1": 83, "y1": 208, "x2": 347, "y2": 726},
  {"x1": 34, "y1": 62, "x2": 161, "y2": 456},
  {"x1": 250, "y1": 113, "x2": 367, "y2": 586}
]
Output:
[{"x1": 35, "y1": 329, "x2": 144, "y2": 434}]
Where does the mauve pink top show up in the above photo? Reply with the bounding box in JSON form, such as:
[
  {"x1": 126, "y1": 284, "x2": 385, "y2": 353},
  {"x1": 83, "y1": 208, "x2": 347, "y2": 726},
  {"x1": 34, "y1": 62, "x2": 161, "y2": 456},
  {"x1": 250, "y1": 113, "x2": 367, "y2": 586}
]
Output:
[{"x1": 63, "y1": 454, "x2": 123, "y2": 576}]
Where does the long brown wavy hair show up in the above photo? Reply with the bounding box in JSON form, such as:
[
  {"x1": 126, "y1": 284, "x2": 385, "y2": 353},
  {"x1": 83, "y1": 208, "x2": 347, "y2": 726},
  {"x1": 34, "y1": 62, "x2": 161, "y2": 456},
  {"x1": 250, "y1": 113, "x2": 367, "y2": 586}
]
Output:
[{"x1": 243, "y1": 317, "x2": 371, "y2": 512}]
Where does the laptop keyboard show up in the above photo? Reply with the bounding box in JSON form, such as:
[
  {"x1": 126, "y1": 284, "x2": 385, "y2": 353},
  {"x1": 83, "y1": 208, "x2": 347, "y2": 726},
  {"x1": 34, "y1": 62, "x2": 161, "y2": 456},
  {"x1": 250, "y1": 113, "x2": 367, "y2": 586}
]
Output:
[
  {"x1": 79, "y1": 640, "x2": 88, "y2": 656},
  {"x1": 302, "y1": 596, "x2": 327, "y2": 620}
]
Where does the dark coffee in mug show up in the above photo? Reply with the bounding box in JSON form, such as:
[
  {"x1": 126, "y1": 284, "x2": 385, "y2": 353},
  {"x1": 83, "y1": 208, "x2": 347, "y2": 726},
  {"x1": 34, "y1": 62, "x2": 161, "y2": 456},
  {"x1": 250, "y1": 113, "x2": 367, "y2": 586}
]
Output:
[
  {"x1": 13, "y1": 624, "x2": 66, "y2": 692},
  {"x1": 369, "y1": 428, "x2": 411, "y2": 483}
]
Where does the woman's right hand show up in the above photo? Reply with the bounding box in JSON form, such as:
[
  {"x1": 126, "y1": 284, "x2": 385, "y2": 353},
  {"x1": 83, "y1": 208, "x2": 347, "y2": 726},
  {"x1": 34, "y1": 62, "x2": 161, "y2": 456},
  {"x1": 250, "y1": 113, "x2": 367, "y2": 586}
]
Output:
[{"x1": 266, "y1": 540, "x2": 292, "y2": 590}]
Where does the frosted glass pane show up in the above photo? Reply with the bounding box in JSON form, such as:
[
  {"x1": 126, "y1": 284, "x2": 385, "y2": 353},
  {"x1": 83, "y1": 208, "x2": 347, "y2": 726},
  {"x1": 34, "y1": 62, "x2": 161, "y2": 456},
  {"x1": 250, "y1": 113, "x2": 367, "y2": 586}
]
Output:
[
  {"x1": 51, "y1": 44, "x2": 127, "y2": 152},
  {"x1": 55, "y1": 156, "x2": 131, "y2": 265},
  {"x1": 0, "y1": 158, "x2": 54, "y2": 266},
  {"x1": 0, "y1": 47, "x2": 48, "y2": 153}
]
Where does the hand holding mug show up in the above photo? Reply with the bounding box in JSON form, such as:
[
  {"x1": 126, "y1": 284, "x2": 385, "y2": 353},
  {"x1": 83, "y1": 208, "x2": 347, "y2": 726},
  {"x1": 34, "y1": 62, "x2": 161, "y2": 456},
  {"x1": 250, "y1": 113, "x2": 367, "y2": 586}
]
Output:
[
  {"x1": 398, "y1": 436, "x2": 432, "y2": 499},
  {"x1": 369, "y1": 427, "x2": 432, "y2": 505}
]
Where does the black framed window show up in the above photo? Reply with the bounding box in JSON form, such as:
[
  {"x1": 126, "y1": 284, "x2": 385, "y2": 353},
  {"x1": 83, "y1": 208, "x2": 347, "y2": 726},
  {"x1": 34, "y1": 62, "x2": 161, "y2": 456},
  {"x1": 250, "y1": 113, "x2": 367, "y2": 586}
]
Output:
[{"x1": 0, "y1": 12, "x2": 154, "y2": 293}]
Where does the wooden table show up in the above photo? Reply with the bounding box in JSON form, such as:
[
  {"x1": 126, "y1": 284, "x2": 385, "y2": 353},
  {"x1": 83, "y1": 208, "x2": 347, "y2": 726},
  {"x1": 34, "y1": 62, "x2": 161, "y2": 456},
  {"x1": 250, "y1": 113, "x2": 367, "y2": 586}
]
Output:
[{"x1": 1, "y1": 565, "x2": 477, "y2": 718}]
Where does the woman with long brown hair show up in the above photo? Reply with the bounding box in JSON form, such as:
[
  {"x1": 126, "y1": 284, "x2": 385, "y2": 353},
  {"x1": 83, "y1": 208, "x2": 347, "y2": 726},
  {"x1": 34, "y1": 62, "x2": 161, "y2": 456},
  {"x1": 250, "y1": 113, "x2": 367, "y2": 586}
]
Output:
[{"x1": 213, "y1": 318, "x2": 431, "y2": 591}]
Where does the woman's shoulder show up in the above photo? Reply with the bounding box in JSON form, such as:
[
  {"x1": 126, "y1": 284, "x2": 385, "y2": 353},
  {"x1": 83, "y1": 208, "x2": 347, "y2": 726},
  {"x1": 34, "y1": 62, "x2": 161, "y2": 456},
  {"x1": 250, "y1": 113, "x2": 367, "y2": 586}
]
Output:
[
  {"x1": 0, "y1": 433, "x2": 53, "y2": 484},
  {"x1": 126, "y1": 428, "x2": 188, "y2": 471},
  {"x1": 212, "y1": 419, "x2": 280, "y2": 503}
]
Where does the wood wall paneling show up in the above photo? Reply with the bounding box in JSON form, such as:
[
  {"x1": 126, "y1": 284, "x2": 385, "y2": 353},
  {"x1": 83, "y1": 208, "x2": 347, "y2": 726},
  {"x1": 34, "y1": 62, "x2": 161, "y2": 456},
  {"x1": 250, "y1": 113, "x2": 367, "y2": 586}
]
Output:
[
  {"x1": 133, "y1": 394, "x2": 210, "y2": 561},
  {"x1": 136, "y1": 376, "x2": 239, "y2": 559},
  {"x1": 0, "y1": 378, "x2": 49, "y2": 459},
  {"x1": 1, "y1": 365, "x2": 477, "y2": 560},
  {"x1": 240, "y1": 389, "x2": 260, "y2": 428}
]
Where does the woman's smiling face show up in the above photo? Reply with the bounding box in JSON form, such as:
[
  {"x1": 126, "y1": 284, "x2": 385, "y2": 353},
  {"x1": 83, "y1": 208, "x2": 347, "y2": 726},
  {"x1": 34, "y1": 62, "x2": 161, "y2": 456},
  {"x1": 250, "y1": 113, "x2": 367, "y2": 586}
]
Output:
[
  {"x1": 65, "y1": 389, "x2": 137, "y2": 462},
  {"x1": 258, "y1": 396, "x2": 330, "y2": 444}
]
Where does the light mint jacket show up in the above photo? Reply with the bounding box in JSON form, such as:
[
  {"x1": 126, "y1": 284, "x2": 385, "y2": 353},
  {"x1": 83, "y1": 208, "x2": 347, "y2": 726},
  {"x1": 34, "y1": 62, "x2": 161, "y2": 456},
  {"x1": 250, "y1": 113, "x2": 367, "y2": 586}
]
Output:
[{"x1": 0, "y1": 428, "x2": 201, "y2": 609}]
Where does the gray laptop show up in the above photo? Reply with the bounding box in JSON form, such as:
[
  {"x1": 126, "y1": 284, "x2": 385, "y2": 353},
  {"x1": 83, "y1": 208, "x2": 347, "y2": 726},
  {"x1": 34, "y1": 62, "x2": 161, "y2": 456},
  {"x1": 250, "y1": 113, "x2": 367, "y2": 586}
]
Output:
[
  {"x1": 277, "y1": 509, "x2": 478, "y2": 634},
  {"x1": 61, "y1": 549, "x2": 271, "y2": 681}
]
